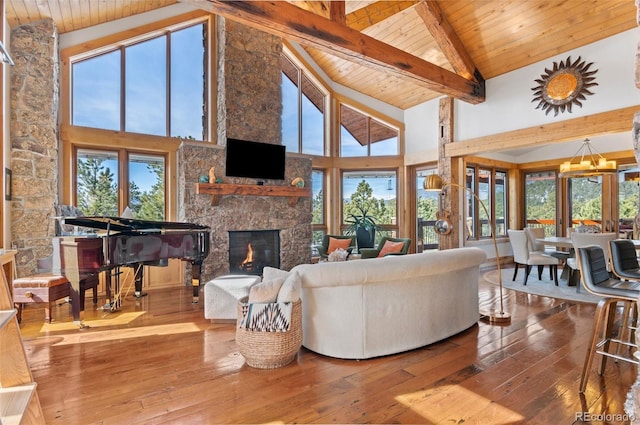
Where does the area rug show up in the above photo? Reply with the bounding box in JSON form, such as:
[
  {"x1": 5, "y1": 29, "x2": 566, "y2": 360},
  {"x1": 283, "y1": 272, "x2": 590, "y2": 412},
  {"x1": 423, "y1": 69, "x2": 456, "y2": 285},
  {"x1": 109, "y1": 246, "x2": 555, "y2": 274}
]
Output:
[{"x1": 482, "y1": 267, "x2": 602, "y2": 304}]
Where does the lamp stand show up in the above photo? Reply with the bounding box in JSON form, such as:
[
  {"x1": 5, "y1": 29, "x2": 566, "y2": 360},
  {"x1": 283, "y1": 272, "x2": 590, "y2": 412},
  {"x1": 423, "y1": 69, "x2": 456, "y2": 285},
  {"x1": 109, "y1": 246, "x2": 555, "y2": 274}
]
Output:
[{"x1": 437, "y1": 181, "x2": 511, "y2": 324}]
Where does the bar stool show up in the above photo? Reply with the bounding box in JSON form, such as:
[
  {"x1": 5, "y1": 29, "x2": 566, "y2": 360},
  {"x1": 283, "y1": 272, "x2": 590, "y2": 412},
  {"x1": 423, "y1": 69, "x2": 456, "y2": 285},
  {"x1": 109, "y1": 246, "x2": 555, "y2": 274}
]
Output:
[{"x1": 576, "y1": 245, "x2": 640, "y2": 393}]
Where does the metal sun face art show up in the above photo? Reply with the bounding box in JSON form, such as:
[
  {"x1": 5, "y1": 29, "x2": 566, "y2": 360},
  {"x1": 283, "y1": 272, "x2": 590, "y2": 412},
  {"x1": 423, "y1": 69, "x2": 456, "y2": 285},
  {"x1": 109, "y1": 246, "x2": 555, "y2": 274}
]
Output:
[{"x1": 531, "y1": 56, "x2": 598, "y2": 117}]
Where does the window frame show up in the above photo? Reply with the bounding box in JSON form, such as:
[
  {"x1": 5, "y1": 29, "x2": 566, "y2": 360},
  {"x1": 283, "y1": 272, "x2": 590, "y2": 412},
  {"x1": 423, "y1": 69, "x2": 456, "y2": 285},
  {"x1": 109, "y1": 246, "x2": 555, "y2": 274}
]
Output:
[
  {"x1": 60, "y1": 13, "x2": 212, "y2": 221},
  {"x1": 69, "y1": 19, "x2": 208, "y2": 140},
  {"x1": 465, "y1": 164, "x2": 508, "y2": 240},
  {"x1": 281, "y1": 44, "x2": 329, "y2": 156}
]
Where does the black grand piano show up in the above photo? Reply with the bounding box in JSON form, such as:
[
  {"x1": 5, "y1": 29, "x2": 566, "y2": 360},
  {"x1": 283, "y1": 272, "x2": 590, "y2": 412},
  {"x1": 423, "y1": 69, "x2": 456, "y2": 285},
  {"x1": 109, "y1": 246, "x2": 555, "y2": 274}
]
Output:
[{"x1": 51, "y1": 216, "x2": 210, "y2": 325}]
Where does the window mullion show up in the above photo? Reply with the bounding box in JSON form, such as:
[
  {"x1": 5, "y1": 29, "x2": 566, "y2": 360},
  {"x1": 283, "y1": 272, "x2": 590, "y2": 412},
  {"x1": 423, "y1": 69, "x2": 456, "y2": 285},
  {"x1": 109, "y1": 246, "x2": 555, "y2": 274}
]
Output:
[
  {"x1": 166, "y1": 33, "x2": 171, "y2": 137},
  {"x1": 120, "y1": 46, "x2": 126, "y2": 132}
]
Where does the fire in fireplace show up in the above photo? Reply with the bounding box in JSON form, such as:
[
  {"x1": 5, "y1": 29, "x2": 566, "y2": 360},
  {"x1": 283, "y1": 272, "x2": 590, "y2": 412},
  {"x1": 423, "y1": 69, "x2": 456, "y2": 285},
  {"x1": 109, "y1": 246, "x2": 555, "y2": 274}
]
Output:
[{"x1": 229, "y1": 230, "x2": 280, "y2": 275}]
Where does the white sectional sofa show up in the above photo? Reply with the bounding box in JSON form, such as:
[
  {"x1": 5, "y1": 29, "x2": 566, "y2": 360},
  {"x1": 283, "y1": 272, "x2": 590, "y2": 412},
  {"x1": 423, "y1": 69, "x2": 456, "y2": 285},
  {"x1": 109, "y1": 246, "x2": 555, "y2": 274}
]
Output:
[{"x1": 290, "y1": 247, "x2": 487, "y2": 359}]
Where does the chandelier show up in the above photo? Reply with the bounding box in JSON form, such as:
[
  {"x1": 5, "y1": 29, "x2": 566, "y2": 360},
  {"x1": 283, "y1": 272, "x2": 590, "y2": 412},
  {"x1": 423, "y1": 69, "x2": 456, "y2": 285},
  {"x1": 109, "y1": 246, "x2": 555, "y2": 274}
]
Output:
[{"x1": 558, "y1": 138, "x2": 616, "y2": 178}]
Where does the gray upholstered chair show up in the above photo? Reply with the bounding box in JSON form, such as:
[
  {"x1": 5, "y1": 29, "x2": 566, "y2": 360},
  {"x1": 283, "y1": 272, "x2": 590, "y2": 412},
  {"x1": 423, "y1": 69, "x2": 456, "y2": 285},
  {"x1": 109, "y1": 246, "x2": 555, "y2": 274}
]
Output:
[
  {"x1": 576, "y1": 245, "x2": 640, "y2": 393},
  {"x1": 360, "y1": 237, "x2": 411, "y2": 259},
  {"x1": 317, "y1": 235, "x2": 356, "y2": 260},
  {"x1": 609, "y1": 239, "x2": 640, "y2": 281},
  {"x1": 508, "y1": 229, "x2": 559, "y2": 286},
  {"x1": 566, "y1": 232, "x2": 616, "y2": 289}
]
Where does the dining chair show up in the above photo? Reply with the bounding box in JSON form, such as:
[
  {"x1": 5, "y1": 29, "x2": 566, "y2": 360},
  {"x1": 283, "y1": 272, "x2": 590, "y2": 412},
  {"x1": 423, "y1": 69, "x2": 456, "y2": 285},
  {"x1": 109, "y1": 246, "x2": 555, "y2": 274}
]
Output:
[
  {"x1": 525, "y1": 226, "x2": 571, "y2": 274},
  {"x1": 575, "y1": 245, "x2": 640, "y2": 393},
  {"x1": 507, "y1": 229, "x2": 559, "y2": 286},
  {"x1": 566, "y1": 232, "x2": 617, "y2": 290},
  {"x1": 609, "y1": 239, "x2": 640, "y2": 281}
]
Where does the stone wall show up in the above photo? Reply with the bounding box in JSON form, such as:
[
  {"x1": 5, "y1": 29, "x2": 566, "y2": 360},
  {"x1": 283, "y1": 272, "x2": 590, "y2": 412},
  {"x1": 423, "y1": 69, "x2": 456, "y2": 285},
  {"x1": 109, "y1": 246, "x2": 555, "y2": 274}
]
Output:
[
  {"x1": 9, "y1": 19, "x2": 59, "y2": 277},
  {"x1": 178, "y1": 143, "x2": 312, "y2": 281},
  {"x1": 180, "y1": 18, "x2": 312, "y2": 281}
]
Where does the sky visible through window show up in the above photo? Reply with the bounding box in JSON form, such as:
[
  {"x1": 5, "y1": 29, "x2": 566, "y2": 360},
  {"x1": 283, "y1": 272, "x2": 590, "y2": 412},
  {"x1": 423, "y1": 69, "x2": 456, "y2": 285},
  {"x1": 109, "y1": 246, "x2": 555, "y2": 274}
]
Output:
[{"x1": 72, "y1": 24, "x2": 205, "y2": 192}]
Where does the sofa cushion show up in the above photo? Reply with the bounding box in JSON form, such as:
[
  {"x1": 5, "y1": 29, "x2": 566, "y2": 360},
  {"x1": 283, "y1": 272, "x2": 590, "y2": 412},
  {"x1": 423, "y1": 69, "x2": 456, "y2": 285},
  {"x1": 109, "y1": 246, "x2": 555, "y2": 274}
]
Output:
[
  {"x1": 263, "y1": 266, "x2": 290, "y2": 281},
  {"x1": 277, "y1": 270, "x2": 302, "y2": 303},
  {"x1": 328, "y1": 237, "x2": 352, "y2": 254},
  {"x1": 377, "y1": 240, "x2": 405, "y2": 257},
  {"x1": 248, "y1": 277, "x2": 284, "y2": 303}
]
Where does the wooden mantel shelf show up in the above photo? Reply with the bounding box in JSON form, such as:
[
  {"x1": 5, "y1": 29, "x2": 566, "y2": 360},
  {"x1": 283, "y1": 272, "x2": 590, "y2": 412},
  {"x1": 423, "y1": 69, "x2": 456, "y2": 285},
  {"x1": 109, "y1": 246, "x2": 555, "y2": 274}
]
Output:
[{"x1": 196, "y1": 183, "x2": 312, "y2": 206}]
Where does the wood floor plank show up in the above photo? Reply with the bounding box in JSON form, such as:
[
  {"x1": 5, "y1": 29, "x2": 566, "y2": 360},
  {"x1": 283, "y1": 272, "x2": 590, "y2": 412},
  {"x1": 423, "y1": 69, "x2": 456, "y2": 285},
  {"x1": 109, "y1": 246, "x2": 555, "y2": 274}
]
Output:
[{"x1": 17, "y1": 280, "x2": 638, "y2": 424}]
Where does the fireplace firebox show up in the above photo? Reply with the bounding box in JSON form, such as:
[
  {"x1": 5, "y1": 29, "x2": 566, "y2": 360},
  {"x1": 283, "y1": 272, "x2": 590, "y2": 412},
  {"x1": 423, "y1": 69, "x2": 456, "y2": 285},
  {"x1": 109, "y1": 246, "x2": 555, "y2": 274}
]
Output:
[{"x1": 229, "y1": 230, "x2": 280, "y2": 275}]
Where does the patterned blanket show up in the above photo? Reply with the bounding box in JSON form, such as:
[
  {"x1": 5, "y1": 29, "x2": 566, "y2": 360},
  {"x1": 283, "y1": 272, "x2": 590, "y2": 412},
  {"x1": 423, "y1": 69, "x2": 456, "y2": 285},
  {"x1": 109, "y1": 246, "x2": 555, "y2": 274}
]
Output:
[{"x1": 238, "y1": 301, "x2": 293, "y2": 332}]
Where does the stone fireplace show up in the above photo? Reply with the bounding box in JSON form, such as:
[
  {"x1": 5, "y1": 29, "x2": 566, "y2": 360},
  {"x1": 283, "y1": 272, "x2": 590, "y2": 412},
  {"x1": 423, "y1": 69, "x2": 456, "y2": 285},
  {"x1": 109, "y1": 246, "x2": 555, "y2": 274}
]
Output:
[
  {"x1": 229, "y1": 230, "x2": 280, "y2": 275},
  {"x1": 178, "y1": 142, "x2": 312, "y2": 282}
]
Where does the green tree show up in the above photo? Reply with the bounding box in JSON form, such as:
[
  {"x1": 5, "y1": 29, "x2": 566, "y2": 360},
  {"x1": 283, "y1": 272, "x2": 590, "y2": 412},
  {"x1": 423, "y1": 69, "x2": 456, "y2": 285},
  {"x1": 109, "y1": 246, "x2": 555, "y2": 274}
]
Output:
[
  {"x1": 312, "y1": 189, "x2": 323, "y2": 225},
  {"x1": 134, "y1": 162, "x2": 165, "y2": 220},
  {"x1": 343, "y1": 180, "x2": 388, "y2": 225},
  {"x1": 77, "y1": 158, "x2": 118, "y2": 216}
]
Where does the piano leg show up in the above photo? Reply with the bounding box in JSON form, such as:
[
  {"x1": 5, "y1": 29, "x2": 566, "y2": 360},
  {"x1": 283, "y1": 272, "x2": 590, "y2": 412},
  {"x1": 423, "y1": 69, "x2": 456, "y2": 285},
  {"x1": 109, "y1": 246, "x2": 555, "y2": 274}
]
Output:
[
  {"x1": 60, "y1": 240, "x2": 87, "y2": 328},
  {"x1": 191, "y1": 261, "x2": 203, "y2": 304}
]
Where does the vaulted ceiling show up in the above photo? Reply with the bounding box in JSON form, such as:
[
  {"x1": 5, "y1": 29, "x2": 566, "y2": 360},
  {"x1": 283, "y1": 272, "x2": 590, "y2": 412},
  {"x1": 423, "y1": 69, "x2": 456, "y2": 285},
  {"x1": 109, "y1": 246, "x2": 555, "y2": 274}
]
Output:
[{"x1": 5, "y1": 0, "x2": 637, "y2": 110}]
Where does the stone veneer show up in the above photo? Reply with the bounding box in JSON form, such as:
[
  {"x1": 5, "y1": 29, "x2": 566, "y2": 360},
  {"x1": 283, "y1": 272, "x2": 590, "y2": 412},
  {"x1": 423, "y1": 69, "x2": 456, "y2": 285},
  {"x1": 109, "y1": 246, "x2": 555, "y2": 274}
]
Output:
[
  {"x1": 9, "y1": 20, "x2": 60, "y2": 277},
  {"x1": 177, "y1": 17, "x2": 312, "y2": 281},
  {"x1": 178, "y1": 142, "x2": 312, "y2": 281}
]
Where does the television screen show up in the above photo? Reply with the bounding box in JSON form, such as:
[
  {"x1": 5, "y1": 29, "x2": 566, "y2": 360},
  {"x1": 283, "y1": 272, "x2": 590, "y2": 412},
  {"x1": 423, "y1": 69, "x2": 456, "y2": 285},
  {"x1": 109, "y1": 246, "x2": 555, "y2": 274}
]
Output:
[{"x1": 225, "y1": 138, "x2": 286, "y2": 181}]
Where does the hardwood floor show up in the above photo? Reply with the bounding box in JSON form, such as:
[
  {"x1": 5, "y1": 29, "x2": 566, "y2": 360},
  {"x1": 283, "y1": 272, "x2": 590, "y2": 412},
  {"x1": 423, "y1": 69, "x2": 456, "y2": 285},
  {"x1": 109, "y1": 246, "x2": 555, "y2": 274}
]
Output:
[{"x1": 17, "y1": 279, "x2": 638, "y2": 424}]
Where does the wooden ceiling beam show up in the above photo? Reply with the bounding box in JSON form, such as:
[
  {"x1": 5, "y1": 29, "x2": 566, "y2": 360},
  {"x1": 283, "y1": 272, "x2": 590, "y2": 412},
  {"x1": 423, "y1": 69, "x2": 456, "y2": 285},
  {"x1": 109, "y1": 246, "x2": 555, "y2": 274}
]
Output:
[
  {"x1": 444, "y1": 106, "x2": 638, "y2": 158},
  {"x1": 329, "y1": 1, "x2": 345, "y2": 26},
  {"x1": 181, "y1": 0, "x2": 485, "y2": 104},
  {"x1": 415, "y1": 0, "x2": 483, "y2": 83},
  {"x1": 346, "y1": 1, "x2": 418, "y2": 31}
]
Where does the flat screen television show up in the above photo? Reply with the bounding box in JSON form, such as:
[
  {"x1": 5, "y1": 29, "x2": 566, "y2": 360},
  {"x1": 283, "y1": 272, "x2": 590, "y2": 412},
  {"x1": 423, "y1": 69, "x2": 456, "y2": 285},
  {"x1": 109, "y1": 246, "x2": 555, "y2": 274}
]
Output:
[{"x1": 225, "y1": 138, "x2": 286, "y2": 181}]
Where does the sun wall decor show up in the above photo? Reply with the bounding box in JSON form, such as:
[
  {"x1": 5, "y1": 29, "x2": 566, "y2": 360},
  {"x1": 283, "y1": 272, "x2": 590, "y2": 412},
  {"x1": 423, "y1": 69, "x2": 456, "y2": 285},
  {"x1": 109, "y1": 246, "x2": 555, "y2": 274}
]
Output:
[{"x1": 531, "y1": 56, "x2": 598, "y2": 117}]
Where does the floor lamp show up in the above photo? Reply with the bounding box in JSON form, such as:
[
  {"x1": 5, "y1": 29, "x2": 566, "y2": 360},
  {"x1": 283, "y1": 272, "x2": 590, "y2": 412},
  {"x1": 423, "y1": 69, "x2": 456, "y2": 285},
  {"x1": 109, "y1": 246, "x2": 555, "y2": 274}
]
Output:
[{"x1": 423, "y1": 174, "x2": 511, "y2": 324}]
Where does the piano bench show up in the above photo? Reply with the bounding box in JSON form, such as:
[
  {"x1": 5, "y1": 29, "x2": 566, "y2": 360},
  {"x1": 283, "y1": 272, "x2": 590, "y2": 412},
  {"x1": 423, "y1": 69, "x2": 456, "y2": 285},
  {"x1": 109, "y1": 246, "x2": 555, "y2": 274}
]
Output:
[
  {"x1": 13, "y1": 274, "x2": 70, "y2": 323},
  {"x1": 204, "y1": 275, "x2": 261, "y2": 321}
]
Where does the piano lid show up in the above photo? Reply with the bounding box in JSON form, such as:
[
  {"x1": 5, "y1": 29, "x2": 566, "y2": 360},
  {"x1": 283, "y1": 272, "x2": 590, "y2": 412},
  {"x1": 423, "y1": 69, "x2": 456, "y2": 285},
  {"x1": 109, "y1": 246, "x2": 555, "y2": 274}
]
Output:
[{"x1": 63, "y1": 216, "x2": 210, "y2": 234}]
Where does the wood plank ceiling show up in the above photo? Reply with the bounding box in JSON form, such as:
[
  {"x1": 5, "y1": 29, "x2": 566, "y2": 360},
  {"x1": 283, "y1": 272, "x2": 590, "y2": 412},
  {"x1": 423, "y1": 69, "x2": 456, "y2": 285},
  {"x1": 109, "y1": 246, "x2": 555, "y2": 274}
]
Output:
[{"x1": 5, "y1": 0, "x2": 637, "y2": 110}]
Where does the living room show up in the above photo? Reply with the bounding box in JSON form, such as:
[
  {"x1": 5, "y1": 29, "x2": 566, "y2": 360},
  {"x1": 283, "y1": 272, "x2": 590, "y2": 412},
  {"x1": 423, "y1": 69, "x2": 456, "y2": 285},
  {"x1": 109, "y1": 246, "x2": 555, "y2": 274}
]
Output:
[{"x1": 1, "y1": 1, "x2": 640, "y2": 424}]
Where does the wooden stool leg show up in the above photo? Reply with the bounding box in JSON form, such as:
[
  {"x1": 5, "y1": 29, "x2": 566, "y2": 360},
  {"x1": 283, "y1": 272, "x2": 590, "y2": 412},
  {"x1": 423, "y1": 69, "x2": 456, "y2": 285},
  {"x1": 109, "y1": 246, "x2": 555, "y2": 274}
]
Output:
[
  {"x1": 580, "y1": 298, "x2": 614, "y2": 393},
  {"x1": 15, "y1": 303, "x2": 23, "y2": 323},
  {"x1": 598, "y1": 300, "x2": 619, "y2": 375}
]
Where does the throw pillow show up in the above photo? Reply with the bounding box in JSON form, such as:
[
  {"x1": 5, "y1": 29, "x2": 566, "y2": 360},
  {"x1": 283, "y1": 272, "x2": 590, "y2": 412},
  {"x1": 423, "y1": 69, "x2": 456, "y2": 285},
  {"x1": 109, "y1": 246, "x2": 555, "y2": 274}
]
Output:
[
  {"x1": 377, "y1": 240, "x2": 405, "y2": 257},
  {"x1": 248, "y1": 277, "x2": 285, "y2": 303},
  {"x1": 277, "y1": 270, "x2": 302, "y2": 303},
  {"x1": 262, "y1": 266, "x2": 290, "y2": 281},
  {"x1": 328, "y1": 237, "x2": 352, "y2": 254}
]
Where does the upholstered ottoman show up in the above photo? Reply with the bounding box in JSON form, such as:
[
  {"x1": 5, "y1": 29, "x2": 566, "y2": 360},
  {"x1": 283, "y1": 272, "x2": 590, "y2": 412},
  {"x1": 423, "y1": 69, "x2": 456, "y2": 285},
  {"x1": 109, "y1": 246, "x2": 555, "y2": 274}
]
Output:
[
  {"x1": 204, "y1": 275, "x2": 261, "y2": 321},
  {"x1": 12, "y1": 274, "x2": 70, "y2": 323}
]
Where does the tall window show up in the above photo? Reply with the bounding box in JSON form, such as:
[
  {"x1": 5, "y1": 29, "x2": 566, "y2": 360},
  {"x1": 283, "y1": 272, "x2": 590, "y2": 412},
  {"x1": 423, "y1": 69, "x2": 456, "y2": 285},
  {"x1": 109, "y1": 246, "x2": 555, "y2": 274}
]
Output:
[
  {"x1": 524, "y1": 171, "x2": 557, "y2": 236},
  {"x1": 342, "y1": 170, "x2": 398, "y2": 242},
  {"x1": 340, "y1": 104, "x2": 398, "y2": 157},
  {"x1": 72, "y1": 22, "x2": 207, "y2": 140},
  {"x1": 311, "y1": 169, "x2": 326, "y2": 248},
  {"x1": 619, "y1": 167, "x2": 640, "y2": 237},
  {"x1": 281, "y1": 53, "x2": 326, "y2": 155},
  {"x1": 466, "y1": 165, "x2": 507, "y2": 239},
  {"x1": 77, "y1": 149, "x2": 165, "y2": 220}
]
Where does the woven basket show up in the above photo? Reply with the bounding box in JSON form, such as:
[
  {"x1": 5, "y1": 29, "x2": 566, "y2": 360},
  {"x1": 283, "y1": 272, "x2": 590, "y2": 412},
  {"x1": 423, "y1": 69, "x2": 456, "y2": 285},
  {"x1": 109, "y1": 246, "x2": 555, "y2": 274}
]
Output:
[{"x1": 236, "y1": 296, "x2": 303, "y2": 369}]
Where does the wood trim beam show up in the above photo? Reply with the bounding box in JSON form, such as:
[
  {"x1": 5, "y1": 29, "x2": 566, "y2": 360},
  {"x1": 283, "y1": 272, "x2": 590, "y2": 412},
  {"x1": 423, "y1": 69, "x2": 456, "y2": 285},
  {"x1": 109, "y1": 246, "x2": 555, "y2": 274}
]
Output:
[
  {"x1": 445, "y1": 106, "x2": 638, "y2": 158},
  {"x1": 347, "y1": 1, "x2": 418, "y2": 31},
  {"x1": 181, "y1": 0, "x2": 485, "y2": 104},
  {"x1": 329, "y1": 1, "x2": 345, "y2": 26},
  {"x1": 415, "y1": 0, "x2": 484, "y2": 83}
]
